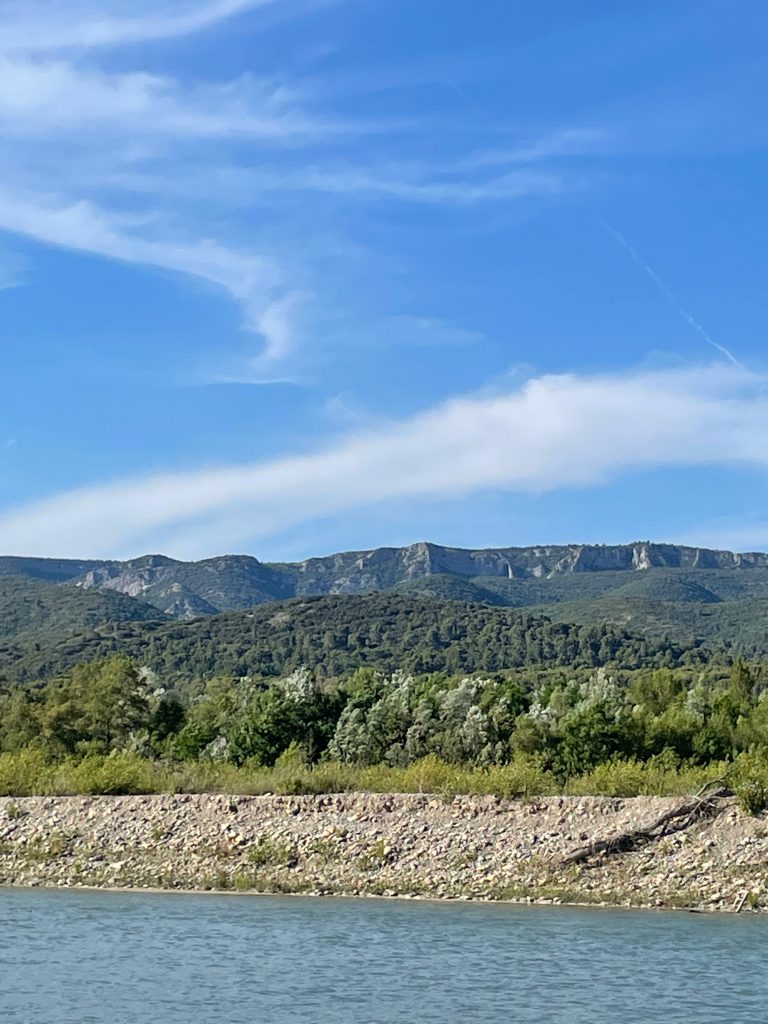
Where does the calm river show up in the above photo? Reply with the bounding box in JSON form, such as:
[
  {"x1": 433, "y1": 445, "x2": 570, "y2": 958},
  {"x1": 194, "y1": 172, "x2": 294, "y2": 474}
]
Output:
[{"x1": 1, "y1": 889, "x2": 765, "y2": 1023}]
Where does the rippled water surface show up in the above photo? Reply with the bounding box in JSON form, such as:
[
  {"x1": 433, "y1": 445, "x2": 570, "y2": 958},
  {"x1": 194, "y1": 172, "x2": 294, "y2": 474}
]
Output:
[{"x1": 1, "y1": 888, "x2": 766, "y2": 1023}]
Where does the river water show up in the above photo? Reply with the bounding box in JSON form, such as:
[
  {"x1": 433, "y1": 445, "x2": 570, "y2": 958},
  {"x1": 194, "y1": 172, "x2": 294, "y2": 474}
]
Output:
[{"x1": 0, "y1": 889, "x2": 765, "y2": 1023}]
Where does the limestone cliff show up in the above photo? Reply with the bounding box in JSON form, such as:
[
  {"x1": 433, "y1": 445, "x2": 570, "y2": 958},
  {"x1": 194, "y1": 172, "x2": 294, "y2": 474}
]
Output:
[{"x1": 1, "y1": 541, "x2": 768, "y2": 619}]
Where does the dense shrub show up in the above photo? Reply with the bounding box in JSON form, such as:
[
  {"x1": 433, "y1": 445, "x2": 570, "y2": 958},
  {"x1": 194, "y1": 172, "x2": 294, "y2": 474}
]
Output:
[
  {"x1": 0, "y1": 748, "x2": 55, "y2": 796},
  {"x1": 730, "y1": 753, "x2": 768, "y2": 815},
  {"x1": 565, "y1": 756, "x2": 727, "y2": 798},
  {"x1": 55, "y1": 754, "x2": 164, "y2": 796}
]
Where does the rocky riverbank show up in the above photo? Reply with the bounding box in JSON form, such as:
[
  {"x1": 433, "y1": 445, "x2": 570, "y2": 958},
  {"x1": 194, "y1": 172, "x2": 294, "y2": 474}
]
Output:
[{"x1": 1, "y1": 793, "x2": 765, "y2": 911}]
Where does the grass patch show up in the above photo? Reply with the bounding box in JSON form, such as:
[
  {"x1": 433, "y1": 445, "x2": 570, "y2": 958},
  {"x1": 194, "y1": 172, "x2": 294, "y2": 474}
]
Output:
[
  {"x1": 247, "y1": 835, "x2": 296, "y2": 868},
  {"x1": 565, "y1": 757, "x2": 729, "y2": 798},
  {"x1": 357, "y1": 838, "x2": 395, "y2": 871},
  {"x1": 0, "y1": 749, "x2": 762, "y2": 803}
]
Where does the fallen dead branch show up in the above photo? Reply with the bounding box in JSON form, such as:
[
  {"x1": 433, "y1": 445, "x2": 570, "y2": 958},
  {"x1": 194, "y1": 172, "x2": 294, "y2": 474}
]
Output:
[
  {"x1": 734, "y1": 890, "x2": 749, "y2": 913},
  {"x1": 561, "y1": 785, "x2": 731, "y2": 866}
]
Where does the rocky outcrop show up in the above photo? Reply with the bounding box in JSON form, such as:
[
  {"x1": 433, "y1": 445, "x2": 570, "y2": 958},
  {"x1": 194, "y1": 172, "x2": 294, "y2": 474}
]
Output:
[
  {"x1": 3, "y1": 542, "x2": 768, "y2": 620},
  {"x1": 75, "y1": 555, "x2": 293, "y2": 618},
  {"x1": 1, "y1": 793, "x2": 765, "y2": 912}
]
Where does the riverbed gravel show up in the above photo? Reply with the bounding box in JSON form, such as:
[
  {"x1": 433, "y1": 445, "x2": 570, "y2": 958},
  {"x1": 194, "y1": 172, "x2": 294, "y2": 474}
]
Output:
[{"x1": 1, "y1": 793, "x2": 765, "y2": 911}]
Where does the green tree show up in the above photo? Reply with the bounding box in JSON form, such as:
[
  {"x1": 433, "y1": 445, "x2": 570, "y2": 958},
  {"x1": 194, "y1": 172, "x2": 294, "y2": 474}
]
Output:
[{"x1": 41, "y1": 656, "x2": 149, "y2": 754}]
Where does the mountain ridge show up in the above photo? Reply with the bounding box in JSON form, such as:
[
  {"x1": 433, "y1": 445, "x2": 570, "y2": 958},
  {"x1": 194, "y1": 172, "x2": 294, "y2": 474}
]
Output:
[
  {"x1": 2, "y1": 541, "x2": 768, "y2": 651},
  {"x1": 2, "y1": 539, "x2": 768, "y2": 618},
  {"x1": 1, "y1": 544, "x2": 768, "y2": 598},
  {"x1": 5, "y1": 542, "x2": 768, "y2": 676}
]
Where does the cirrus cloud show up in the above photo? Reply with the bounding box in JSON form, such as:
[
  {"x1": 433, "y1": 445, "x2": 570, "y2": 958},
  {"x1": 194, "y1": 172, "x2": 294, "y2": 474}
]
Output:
[
  {"x1": 1, "y1": 363, "x2": 766, "y2": 558},
  {"x1": 0, "y1": 1, "x2": 280, "y2": 53}
]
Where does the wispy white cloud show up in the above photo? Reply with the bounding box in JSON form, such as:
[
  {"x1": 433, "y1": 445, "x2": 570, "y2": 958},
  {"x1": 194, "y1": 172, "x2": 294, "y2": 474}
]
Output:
[
  {"x1": 252, "y1": 292, "x2": 308, "y2": 362},
  {"x1": 0, "y1": 0, "x2": 602, "y2": 378},
  {"x1": 0, "y1": 187, "x2": 282, "y2": 329},
  {"x1": 0, "y1": 1, "x2": 278, "y2": 52},
  {"x1": 346, "y1": 315, "x2": 484, "y2": 349},
  {"x1": 0, "y1": 2, "x2": 362, "y2": 371},
  {"x1": 457, "y1": 127, "x2": 609, "y2": 169},
  {"x1": 232, "y1": 164, "x2": 571, "y2": 204},
  {"x1": 203, "y1": 291, "x2": 310, "y2": 383},
  {"x1": 68, "y1": 155, "x2": 576, "y2": 209},
  {"x1": 1, "y1": 363, "x2": 766, "y2": 558},
  {"x1": 0, "y1": 58, "x2": 337, "y2": 141},
  {"x1": 323, "y1": 392, "x2": 377, "y2": 427}
]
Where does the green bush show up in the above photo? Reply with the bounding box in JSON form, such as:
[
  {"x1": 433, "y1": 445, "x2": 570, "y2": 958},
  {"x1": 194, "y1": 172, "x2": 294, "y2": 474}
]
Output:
[
  {"x1": 169, "y1": 760, "x2": 247, "y2": 794},
  {"x1": 356, "y1": 755, "x2": 556, "y2": 798},
  {"x1": 361, "y1": 755, "x2": 456, "y2": 795},
  {"x1": 0, "y1": 748, "x2": 55, "y2": 795},
  {"x1": 55, "y1": 754, "x2": 164, "y2": 795},
  {"x1": 472, "y1": 759, "x2": 557, "y2": 798},
  {"x1": 566, "y1": 756, "x2": 728, "y2": 798},
  {"x1": 730, "y1": 753, "x2": 768, "y2": 816}
]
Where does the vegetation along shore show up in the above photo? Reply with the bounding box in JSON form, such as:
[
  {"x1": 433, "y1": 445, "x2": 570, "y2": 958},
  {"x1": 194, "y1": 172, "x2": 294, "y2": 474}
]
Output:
[
  {"x1": 1, "y1": 649, "x2": 767, "y2": 912},
  {"x1": 3, "y1": 542, "x2": 768, "y2": 909}
]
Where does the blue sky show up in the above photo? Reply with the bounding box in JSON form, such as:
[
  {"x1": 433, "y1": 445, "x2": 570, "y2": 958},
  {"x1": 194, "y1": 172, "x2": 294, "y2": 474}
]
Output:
[{"x1": 2, "y1": 0, "x2": 768, "y2": 560}]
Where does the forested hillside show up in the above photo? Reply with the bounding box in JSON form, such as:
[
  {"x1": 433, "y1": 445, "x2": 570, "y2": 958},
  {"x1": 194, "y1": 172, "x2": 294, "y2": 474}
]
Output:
[
  {"x1": 0, "y1": 593, "x2": 700, "y2": 683},
  {"x1": 0, "y1": 576, "x2": 165, "y2": 644}
]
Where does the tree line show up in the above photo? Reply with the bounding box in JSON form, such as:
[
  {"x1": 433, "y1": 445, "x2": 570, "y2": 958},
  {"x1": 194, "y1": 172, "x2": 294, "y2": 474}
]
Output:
[{"x1": 2, "y1": 654, "x2": 767, "y2": 787}]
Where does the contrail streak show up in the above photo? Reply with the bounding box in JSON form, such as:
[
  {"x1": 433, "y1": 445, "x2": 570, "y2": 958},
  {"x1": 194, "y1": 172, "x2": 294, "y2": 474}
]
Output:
[
  {"x1": 598, "y1": 218, "x2": 744, "y2": 370},
  {"x1": 444, "y1": 78, "x2": 493, "y2": 118}
]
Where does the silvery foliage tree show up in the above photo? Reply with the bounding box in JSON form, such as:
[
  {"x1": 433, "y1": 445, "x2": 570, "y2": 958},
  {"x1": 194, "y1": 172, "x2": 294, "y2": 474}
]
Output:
[
  {"x1": 281, "y1": 667, "x2": 317, "y2": 705},
  {"x1": 329, "y1": 705, "x2": 375, "y2": 764},
  {"x1": 684, "y1": 682, "x2": 710, "y2": 721},
  {"x1": 330, "y1": 670, "x2": 415, "y2": 765},
  {"x1": 330, "y1": 673, "x2": 501, "y2": 766},
  {"x1": 201, "y1": 678, "x2": 262, "y2": 762},
  {"x1": 460, "y1": 705, "x2": 490, "y2": 762},
  {"x1": 514, "y1": 667, "x2": 635, "y2": 774},
  {"x1": 403, "y1": 700, "x2": 438, "y2": 763},
  {"x1": 433, "y1": 678, "x2": 489, "y2": 762},
  {"x1": 525, "y1": 668, "x2": 624, "y2": 727},
  {"x1": 201, "y1": 733, "x2": 231, "y2": 762}
]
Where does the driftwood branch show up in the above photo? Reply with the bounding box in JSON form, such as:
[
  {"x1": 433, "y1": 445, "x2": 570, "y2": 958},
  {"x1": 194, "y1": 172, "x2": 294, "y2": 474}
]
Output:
[
  {"x1": 562, "y1": 787, "x2": 731, "y2": 867},
  {"x1": 734, "y1": 890, "x2": 749, "y2": 914}
]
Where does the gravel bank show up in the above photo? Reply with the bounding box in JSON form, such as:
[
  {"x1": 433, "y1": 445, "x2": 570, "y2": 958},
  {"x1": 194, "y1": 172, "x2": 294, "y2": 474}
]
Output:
[{"x1": 1, "y1": 793, "x2": 765, "y2": 911}]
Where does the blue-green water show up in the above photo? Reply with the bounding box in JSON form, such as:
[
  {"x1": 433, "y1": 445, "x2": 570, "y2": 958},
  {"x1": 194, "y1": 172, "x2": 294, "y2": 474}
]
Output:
[{"x1": 1, "y1": 889, "x2": 766, "y2": 1023}]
